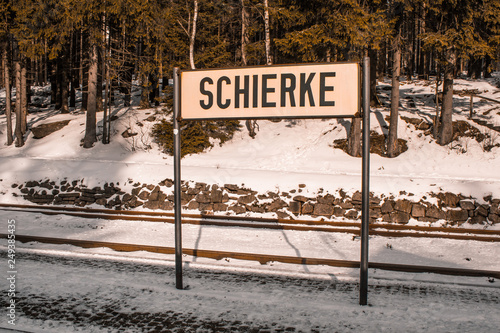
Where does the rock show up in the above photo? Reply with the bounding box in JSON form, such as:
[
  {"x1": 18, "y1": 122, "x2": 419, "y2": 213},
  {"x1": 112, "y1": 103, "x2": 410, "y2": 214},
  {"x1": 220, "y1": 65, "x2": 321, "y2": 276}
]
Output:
[
  {"x1": 298, "y1": 184, "x2": 306, "y2": 188},
  {"x1": 276, "y1": 211, "x2": 291, "y2": 219},
  {"x1": 210, "y1": 188, "x2": 223, "y2": 203},
  {"x1": 267, "y1": 199, "x2": 288, "y2": 212},
  {"x1": 138, "y1": 191, "x2": 150, "y2": 201},
  {"x1": 160, "y1": 201, "x2": 173, "y2": 210},
  {"x1": 238, "y1": 194, "x2": 256, "y2": 205},
  {"x1": 288, "y1": 201, "x2": 301, "y2": 214},
  {"x1": 144, "y1": 200, "x2": 160, "y2": 210},
  {"x1": 187, "y1": 187, "x2": 200, "y2": 195},
  {"x1": 344, "y1": 210, "x2": 359, "y2": 219},
  {"x1": 96, "y1": 198, "x2": 107, "y2": 206},
  {"x1": 195, "y1": 193, "x2": 211, "y2": 204},
  {"x1": 159, "y1": 178, "x2": 174, "y2": 187},
  {"x1": 121, "y1": 128, "x2": 138, "y2": 138},
  {"x1": 490, "y1": 203, "x2": 500, "y2": 215},
  {"x1": 459, "y1": 200, "x2": 476, "y2": 211},
  {"x1": 411, "y1": 204, "x2": 426, "y2": 218},
  {"x1": 229, "y1": 205, "x2": 246, "y2": 214},
  {"x1": 250, "y1": 205, "x2": 265, "y2": 213},
  {"x1": 224, "y1": 184, "x2": 239, "y2": 192},
  {"x1": 187, "y1": 201, "x2": 200, "y2": 210},
  {"x1": 390, "y1": 211, "x2": 410, "y2": 224},
  {"x1": 438, "y1": 192, "x2": 460, "y2": 207},
  {"x1": 470, "y1": 215, "x2": 487, "y2": 224},
  {"x1": 475, "y1": 205, "x2": 489, "y2": 217},
  {"x1": 340, "y1": 201, "x2": 354, "y2": 210},
  {"x1": 199, "y1": 203, "x2": 213, "y2": 211},
  {"x1": 31, "y1": 120, "x2": 71, "y2": 139},
  {"x1": 313, "y1": 203, "x2": 333, "y2": 217},
  {"x1": 380, "y1": 200, "x2": 394, "y2": 214},
  {"x1": 370, "y1": 207, "x2": 382, "y2": 219},
  {"x1": 394, "y1": 199, "x2": 412, "y2": 214},
  {"x1": 302, "y1": 203, "x2": 314, "y2": 214},
  {"x1": 292, "y1": 195, "x2": 309, "y2": 203},
  {"x1": 128, "y1": 196, "x2": 143, "y2": 208},
  {"x1": 426, "y1": 206, "x2": 446, "y2": 220},
  {"x1": 213, "y1": 203, "x2": 228, "y2": 212},
  {"x1": 351, "y1": 191, "x2": 362, "y2": 204},
  {"x1": 446, "y1": 209, "x2": 469, "y2": 222},
  {"x1": 333, "y1": 206, "x2": 345, "y2": 217},
  {"x1": 488, "y1": 213, "x2": 500, "y2": 224},
  {"x1": 317, "y1": 194, "x2": 335, "y2": 205},
  {"x1": 122, "y1": 193, "x2": 133, "y2": 202}
]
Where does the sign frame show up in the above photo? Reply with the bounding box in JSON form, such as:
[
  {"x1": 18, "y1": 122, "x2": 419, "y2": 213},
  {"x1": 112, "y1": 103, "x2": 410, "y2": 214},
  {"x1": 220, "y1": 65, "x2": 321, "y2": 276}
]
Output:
[
  {"x1": 179, "y1": 62, "x2": 361, "y2": 120},
  {"x1": 172, "y1": 59, "x2": 370, "y2": 306}
]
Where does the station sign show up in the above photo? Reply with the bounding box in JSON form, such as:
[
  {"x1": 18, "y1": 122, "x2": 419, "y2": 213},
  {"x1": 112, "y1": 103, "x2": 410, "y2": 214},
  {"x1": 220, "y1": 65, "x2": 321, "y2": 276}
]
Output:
[{"x1": 180, "y1": 63, "x2": 360, "y2": 119}]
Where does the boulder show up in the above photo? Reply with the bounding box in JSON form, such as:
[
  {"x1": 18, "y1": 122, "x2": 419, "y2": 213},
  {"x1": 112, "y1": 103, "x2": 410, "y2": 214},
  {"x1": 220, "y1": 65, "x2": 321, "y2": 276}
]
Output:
[
  {"x1": 390, "y1": 211, "x2": 410, "y2": 224},
  {"x1": 302, "y1": 203, "x2": 314, "y2": 214},
  {"x1": 426, "y1": 206, "x2": 446, "y2": 220},
  {"x1": 238, "y1": 194, "x2": 256, "y2": 205},
  {"x1": 380, "y1": 200, "x2": 394, "y2": 214},
  {"x1": 459, "y1": 200, "x2": 475, "y2": 211},
  {"x1": 313, "y1": 203, "x2": 334, "y2": 217},
  {"x1": 394, "y1": 199, "x2": 412, "y2": 214},
  {"x1": 446, "y1": 209, "x2": 469, "y2": 222},
  {"x1": 411, "y1": 204, "x2": 426, "y2": 218}
]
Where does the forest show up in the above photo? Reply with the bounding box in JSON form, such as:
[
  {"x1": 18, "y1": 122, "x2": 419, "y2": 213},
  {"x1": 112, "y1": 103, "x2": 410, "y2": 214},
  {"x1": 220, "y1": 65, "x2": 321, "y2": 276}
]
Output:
[{"x1": 1, "y1": 0, "x2": 499, "y2": 157}]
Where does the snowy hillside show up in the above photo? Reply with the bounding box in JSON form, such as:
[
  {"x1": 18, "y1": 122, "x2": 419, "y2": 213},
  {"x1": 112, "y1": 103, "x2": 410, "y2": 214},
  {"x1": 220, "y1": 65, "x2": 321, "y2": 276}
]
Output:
[{"x1": 1, "y1": 76, "x2": 499, "y2": 203}]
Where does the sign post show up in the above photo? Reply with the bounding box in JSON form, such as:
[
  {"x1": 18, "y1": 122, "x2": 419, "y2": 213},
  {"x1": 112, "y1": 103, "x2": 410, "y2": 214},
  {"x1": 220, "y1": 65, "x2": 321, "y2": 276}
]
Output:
[
  {"x1": 173, "y1": 60, "x2": 370, "y2": 302},
  {"x1": 173, "y1": 67, "x2": 183, "y2": 290},
  {"x1": 360, "y1": 56, "x2": 370, "y2": 305}
]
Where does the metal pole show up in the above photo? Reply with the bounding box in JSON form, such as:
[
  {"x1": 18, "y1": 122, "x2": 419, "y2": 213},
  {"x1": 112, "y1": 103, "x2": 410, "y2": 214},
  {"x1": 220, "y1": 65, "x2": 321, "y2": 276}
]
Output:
[
  {"x1": 173, "y1": 67, "x2": 183, "y2": 290},
  {"x1": 360, "y1": 56, "x2": 370, "y2": 305}
]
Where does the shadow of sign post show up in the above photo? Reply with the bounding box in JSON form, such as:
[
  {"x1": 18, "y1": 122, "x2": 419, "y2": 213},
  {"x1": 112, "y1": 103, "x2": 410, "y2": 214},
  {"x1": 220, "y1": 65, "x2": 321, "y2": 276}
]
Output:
[{"x1": 173, "y1": 59, "x2": 371, "y2": 305}]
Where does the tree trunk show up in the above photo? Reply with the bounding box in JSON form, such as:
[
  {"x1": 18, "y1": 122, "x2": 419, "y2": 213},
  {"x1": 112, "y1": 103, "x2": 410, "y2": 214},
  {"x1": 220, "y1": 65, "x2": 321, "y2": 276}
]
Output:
[
  {"x1": 2, "y1": 42, "x2": 13, "y2": 145},
  {"x1": 189, "y1": 0, "x2": 198, "y2": 70},
  {"x1": 369, "y1": 48, "x2": 379, "y2": 106},
  {"x1": 60, "y1": 54, "x2": 69, "y2": 113},
  {"x1": 347, "y1": 118, "x2": 362, "y2": 157},
  {"x1": 20, "y1": 57, "x2": 27, "y2": 134},
  {"x1": 241, "y1": 0, "x2": 249, "y2": 66},
  {"x1": 14, "y1": 58, "x2": 23, "y2": 147},
  {"x1": 83, "y1": 43, "x2": 98, "y2": 148},
  {"x1": 387, "y1": 40, "x2": 401, "y2": 158},
  {"x1": 264, "y1": 0, "x2": 272, "y2": 65},
  {"x1": 438, "y1": 49, "x2": 456, "y2": 146}
]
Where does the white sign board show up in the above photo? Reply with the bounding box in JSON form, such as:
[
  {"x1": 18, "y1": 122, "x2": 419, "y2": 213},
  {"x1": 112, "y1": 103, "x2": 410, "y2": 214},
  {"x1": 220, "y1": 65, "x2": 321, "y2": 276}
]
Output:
[{"x1": 180, "y1": 63, "x2": 360, "y2": 119}]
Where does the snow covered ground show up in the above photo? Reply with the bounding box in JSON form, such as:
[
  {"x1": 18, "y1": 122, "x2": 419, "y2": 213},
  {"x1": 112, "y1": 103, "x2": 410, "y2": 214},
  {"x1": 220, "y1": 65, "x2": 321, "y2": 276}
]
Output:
[{"x1": 1, "y1": 76, "x2": 500, "y2": 331}]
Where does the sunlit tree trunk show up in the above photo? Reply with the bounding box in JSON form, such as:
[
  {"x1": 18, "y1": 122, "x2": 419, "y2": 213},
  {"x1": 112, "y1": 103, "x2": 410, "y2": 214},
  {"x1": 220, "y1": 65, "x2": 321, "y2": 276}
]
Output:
[
  {"x1": 189, "y1": 0, "x2": 198, "y2": 70},
  {"x1": 83, "y1": 43, "x2": 98, "y2": 148},
  {"x1": 263, "y1": 0, "x2": 272, "y2": 65},
  {"x1": 387, "y1": 37, "x2": 401, "y2": 157},
  {"x1": 438, "y1": 49, "x2": 456, "y2": 146}
]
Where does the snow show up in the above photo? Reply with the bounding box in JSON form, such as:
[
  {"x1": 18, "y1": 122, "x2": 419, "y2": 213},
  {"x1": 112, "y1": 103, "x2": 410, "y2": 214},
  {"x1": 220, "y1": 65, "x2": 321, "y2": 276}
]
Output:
[{"x1": 1, "y1": 76, "x2": 500, "y2": 331}]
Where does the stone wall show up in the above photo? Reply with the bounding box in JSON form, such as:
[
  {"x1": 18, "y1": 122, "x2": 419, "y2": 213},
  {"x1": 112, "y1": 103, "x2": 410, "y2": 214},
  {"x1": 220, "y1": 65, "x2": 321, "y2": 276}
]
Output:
[{"x1": 11, "y1": 179, "x2": 500, "y2": 226}]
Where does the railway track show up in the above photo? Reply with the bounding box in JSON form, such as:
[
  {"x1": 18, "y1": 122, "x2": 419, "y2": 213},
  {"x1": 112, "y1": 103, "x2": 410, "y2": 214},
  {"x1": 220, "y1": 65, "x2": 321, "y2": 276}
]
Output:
[
  {"x1": 1, "y1": 233, "x2": 499, "y2": 279},
  {"x1": 1, "y1": 203, "x2": 500, "y2": 242}
]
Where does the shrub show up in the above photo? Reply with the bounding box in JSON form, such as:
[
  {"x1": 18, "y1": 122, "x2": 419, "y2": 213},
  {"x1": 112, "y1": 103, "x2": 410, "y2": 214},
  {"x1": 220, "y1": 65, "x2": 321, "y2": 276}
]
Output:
[{"x1": 152, "y1": 119, "x2": 241, "y2": 157}]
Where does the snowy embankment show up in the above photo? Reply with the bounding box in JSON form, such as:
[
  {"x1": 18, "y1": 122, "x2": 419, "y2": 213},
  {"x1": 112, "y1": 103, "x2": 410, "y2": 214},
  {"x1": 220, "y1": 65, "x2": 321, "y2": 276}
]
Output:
[{"x1": 0, "y1": 77, "x2": 500, "y2": 332}]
